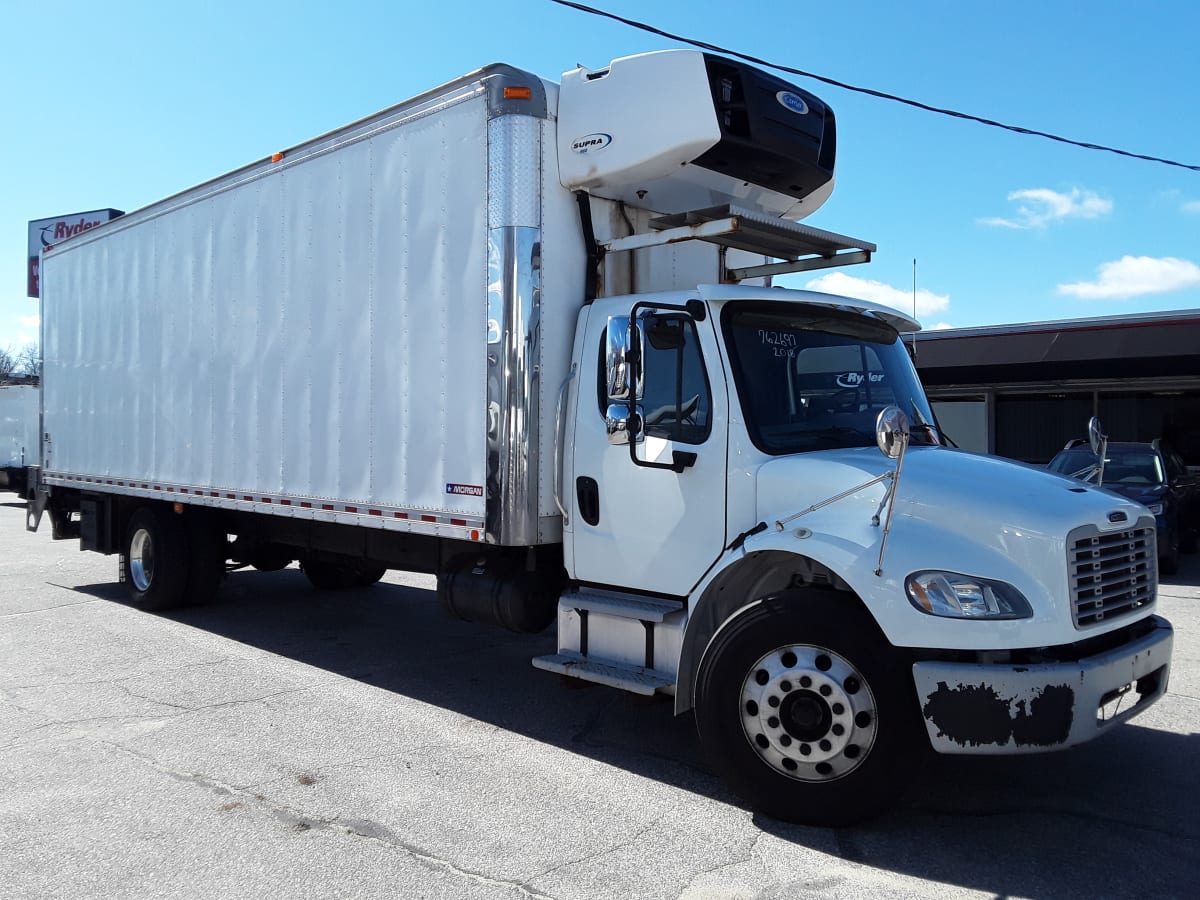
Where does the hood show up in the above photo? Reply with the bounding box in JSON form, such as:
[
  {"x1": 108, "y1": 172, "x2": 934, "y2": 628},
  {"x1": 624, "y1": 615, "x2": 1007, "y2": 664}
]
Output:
[
  {"x1": 757, "y1": 447, "x2": 1146, "y2": 542},
  {"x1": 750, "y1": 447, "x2": 1156, "y2": 650}
]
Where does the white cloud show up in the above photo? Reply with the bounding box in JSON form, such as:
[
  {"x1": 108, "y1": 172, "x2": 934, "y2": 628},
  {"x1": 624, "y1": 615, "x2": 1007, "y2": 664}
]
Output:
[
  {"x1": 805, "y1": 271, "x2": 950, "y2": 318},
  {"x1": 1057, "y1": 256, "x2": 1200, "y2": 300},
  {"x1": 1183, "y1": 200, "x2": 1200, "y2": 214},
  {"x1": 979, "y1": 187, "x2": 1112, "y2": 229},
  {"x1": 19, "y1": 315, "x2": 40, "y2": 330}
]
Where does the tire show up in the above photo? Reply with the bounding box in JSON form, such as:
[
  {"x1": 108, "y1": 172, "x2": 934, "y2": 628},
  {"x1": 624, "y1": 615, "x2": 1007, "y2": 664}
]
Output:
[
  {"x1": 184, "y1": 513, "x2": 226, "y2": 606},
  {"x1": 249, "y1": 545, "x2": 295, "y2": 572},
  {"x1": 695, "y1": 590, "x2": 918, "y2": 826},
  {"x1": 302, "y1": 558, "x2": 386, "y2": 590},
  {"x1": 124, "y1": 506, "x2": 191, "y2": 611}
]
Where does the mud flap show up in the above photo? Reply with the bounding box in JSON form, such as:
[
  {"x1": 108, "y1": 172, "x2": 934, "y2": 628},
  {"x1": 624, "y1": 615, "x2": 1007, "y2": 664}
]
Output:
[{"x1": 25, "y1": 468, "x2": 46, "y2": 533}]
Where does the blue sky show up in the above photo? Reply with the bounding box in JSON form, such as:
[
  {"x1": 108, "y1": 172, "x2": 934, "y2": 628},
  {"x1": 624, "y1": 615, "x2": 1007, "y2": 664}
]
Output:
[{"x1": 3, "y1": 0, "x2": 1198, "y2": 352}]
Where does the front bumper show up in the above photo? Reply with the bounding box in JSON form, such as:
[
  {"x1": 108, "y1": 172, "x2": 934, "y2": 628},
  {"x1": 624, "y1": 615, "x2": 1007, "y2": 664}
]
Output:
[{"x1": 913, "y1": 615, "x2": 1172, "y2": 754}]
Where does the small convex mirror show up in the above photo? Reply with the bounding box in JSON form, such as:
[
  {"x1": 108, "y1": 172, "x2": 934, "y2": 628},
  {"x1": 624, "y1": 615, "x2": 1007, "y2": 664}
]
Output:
[
  {"x1": 876, "y1": 405, "x2": 911, "y2": 459},
  {"x1": 1087, "y1": 416, "x2": 1107, "y2": 456}
]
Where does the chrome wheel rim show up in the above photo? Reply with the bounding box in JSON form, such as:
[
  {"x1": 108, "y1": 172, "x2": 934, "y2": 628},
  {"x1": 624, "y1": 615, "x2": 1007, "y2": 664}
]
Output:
[
  {"x1": 129, "y1": 527, "x2": 155, "y2": 592},
  {"x1": 739, "y1": 644, "x2": 878, "y2": 782}
]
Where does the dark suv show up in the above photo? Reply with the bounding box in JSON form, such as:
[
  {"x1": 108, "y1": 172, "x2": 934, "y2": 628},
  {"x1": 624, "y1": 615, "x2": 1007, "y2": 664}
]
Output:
[{"x1": 1047, "y1": 440, "x2": 1198, "y2": 574}]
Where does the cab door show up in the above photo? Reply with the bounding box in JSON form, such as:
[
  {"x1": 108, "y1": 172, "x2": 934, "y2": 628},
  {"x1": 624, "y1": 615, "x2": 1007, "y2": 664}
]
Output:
[{"x1": 568, "y1": 300, "x2": 728, "y2": 597}]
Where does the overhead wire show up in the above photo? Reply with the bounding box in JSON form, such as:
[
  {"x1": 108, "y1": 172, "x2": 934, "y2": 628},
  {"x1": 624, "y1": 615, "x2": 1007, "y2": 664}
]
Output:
[{"x1": 549, "y1": 0, "x2": 1200, "y2": 173}]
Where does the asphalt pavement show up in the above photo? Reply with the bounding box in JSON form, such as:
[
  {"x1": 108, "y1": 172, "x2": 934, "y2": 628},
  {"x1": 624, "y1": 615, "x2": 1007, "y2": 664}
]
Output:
[{"x1": 1, "y1": 499, "x2": 1197, "y2": 899}]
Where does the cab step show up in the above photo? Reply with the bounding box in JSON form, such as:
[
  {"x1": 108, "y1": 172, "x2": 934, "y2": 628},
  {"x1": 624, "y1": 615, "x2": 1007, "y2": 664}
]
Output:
[
  {"x1": 532, "y1": 651, "x2": 674, "y2": 696},
  {"x1": 532, "y1": 588, "x2": 686, "y2": 696},
  {"x1": 565, "y1": 587, "x2": 682, "y2": 622}
]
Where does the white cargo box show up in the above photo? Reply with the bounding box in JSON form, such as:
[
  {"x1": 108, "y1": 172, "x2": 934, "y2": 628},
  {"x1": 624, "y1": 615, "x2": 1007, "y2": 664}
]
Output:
[
  {"x1": 0, "y1": 383, "x2": 40, "y2": 472},
  {"x1": 39, "y1": 65, "x2": 585, "y2": 547}
]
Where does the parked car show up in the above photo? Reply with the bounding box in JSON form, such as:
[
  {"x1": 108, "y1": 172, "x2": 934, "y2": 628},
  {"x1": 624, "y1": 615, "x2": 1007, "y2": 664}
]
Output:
[{"x1": 1047, "y1": 440, "x2": 1199, "y2": 574}]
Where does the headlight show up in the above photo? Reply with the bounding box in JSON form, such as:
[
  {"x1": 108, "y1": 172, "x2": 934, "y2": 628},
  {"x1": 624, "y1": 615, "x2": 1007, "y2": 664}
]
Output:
[
  {"x1": 905, "y1": 571, "x2": 1033, "y2": 620},
  {"x1": 1146, "y1": 503, "x2": 1164, "y2": 515}
]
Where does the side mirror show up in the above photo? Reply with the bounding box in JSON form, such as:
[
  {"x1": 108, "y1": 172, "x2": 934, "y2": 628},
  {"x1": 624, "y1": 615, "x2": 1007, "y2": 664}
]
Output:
[
  {"x1": 1087, "y1": 416, "x2": 1108, "y2": 485},
  {"x1": 876, "y1": 405, "x2": 911, "y2": 459},
  {"x1": 1087, "y1": 416, "x2": 1107, "y2": 457},
  {"x1": 605, "y1": 316, "x2": 643, "y2": 402},
  {"x1": 605, "y1": 316, "x2": 644, "y2": 444},
  {"x1": 606, "y1": 404, "x2": 644, "y2": 446}
]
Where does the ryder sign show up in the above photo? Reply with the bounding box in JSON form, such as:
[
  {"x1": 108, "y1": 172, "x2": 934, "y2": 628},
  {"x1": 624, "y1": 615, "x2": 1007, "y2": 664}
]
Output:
[{"x1": 27, "y1": 208, "x2": 123, "y2": 298}]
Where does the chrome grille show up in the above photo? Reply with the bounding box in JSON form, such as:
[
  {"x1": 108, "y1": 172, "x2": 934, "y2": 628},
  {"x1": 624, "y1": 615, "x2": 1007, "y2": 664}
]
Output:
[{"x1": 1068, "y1": 523, "x2": 1156, "y2": 629}]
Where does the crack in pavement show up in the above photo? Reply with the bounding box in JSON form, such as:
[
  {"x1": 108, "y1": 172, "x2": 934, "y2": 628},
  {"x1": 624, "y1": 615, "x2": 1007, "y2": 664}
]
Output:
[
  {"x1": 0, "y1": 597, "x2": 100, "y2": 618},
  {"x1": 102, "y1": 742, "x2": 561, "y2": 900},
  {"x1": 0, "y1": 658, "x2": 242, "y2": 691},
  {"x1": 676, "y1": 828, "x2": 765, "y2": 893},
  {"x1": 518, "y1": 810, "x2": 673, "y2": 891}
]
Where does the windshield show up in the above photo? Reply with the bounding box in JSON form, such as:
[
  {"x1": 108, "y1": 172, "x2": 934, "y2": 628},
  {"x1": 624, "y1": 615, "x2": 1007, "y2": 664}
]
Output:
[
  {"x1": 722, "y1": 301, "x2": 940, "y2": 454},
  {"x1": 1048, "y1": 447, "x2": 1166, "y2": 485}
]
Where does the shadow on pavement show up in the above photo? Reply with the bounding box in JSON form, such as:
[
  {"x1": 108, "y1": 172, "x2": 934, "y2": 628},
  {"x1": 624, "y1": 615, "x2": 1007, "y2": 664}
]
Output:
[{"x1": 99, "y1": 566, "x2": 1200, "y2": 896}]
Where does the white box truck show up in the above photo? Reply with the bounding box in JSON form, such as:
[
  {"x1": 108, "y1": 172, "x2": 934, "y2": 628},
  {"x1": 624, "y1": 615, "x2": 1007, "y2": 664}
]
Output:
[
  {"x1": 29, "y1": 51, "x2": 1172, "y2": 825},
  {"x1": 0, "y1": 382, "x2": 40, "y2": 496}
]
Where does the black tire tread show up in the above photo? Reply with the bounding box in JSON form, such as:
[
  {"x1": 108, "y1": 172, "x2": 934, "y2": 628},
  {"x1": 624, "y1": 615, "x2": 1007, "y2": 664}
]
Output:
[{"x1": 695, "y1": 590, "x2": 919, "y2": 826}]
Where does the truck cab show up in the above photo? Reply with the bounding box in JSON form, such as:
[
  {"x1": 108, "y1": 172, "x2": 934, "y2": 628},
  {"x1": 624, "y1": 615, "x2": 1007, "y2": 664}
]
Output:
[{"x1": 541, "y1": 281, "x2": 1172, "y2": 825}]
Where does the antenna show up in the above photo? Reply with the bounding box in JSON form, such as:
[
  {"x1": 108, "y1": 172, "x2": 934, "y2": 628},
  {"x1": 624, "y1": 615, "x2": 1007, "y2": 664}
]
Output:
[{"x1": 910, "y1": 258, "x2": 918, "y2": 359}]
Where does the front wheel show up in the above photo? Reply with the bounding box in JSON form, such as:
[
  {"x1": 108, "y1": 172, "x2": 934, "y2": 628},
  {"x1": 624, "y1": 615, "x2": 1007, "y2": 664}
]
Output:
[{"x1": 695, "y1": 591, "x2": 919, "y2": 826}]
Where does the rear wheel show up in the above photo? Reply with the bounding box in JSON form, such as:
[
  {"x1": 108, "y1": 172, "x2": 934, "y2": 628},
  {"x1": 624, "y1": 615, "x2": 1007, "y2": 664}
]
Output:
[
  {"x1": 695, "y1": 590, "x2": 919, "y2": 826},
  {"x1": 124, "y1": 506, "x2": 191, "y2": 610}
]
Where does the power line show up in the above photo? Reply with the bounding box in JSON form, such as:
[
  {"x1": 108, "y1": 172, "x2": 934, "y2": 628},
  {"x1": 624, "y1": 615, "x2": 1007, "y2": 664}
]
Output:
[{"x1": 550, "y1": 0, "x2": 1200, "y2": 173}]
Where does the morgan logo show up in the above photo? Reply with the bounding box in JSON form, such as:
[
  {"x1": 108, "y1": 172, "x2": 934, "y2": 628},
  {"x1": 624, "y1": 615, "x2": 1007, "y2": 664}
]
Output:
[
  {"x1": 571, "y1": 133, "x2": 612, "y2": 153},
  {"x1": 776, "y1": 91, "x2": 810, "y2": 116},
  {"x1": 446, "y1": 483, "x2": 484, "y2": 497}
]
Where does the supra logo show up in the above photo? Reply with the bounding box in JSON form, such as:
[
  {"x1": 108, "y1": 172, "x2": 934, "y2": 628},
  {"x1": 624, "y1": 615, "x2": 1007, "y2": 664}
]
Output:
[
  {"x1": 776, "y1": 91, "x2": 810, "y2": 116},
  {"x1": 571, "y1": 133, "x2": 612, "y2": 153}
]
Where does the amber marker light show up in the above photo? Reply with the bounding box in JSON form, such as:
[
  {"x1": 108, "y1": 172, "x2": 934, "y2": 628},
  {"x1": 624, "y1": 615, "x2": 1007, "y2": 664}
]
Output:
[
  {"x1": 271, "y1": 151, "x2": 285, "y2": 163},
  {"x1": 503, "y1": 86, "x2": 533, "y2": 100}
]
